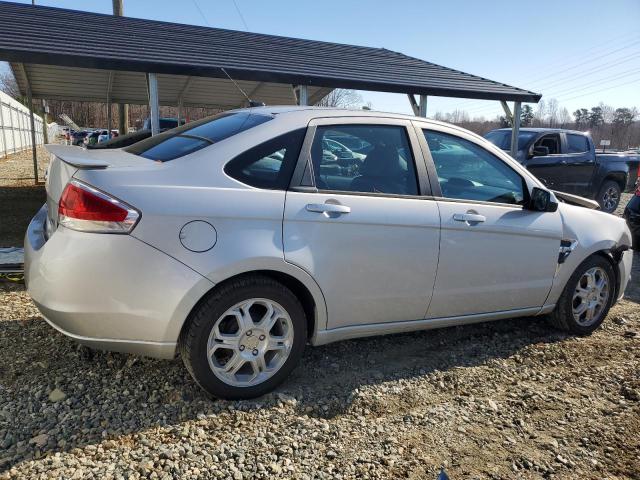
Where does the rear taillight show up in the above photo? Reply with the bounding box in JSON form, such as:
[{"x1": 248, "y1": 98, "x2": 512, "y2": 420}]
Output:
[{"x1": 58, "y1": 180, "x2": 139, "y2": 233}]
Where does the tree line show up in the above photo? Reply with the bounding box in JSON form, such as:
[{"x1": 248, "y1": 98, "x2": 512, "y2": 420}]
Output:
[{"x1": 434, "y1": 98, "x2": 639, "y2": 151}]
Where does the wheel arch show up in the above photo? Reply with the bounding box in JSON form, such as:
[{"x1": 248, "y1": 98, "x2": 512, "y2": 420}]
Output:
[
  {"x1": 548, "y1": 248, "x2": 620, "y2": 310},
  {"x1": 600, "y1": 172, "x2": 627, "y2": 193},
  {"x1": 178, "y1": 266, "x2": 327, "y2": 348},
  {"x1": 592, "y1": 250, "x2": 621, "y2": 300}
]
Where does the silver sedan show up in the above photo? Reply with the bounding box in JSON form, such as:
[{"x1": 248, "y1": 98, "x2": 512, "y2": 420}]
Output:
[{"x1": 25, "y1": 107, "x2": 633, "y2": 399}]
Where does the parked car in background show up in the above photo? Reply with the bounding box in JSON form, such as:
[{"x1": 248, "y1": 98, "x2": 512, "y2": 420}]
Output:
[
  {"x1": 484, "y1": 128, "x2": 640, "y2": 213},
  {"x1": 57, "y1": 126, "x2": 70, "y2": 141},
  {"x1": 141, "y1": 117, "x2": 186, "y2": 131},
  {"x1": 71, "y1": 130, "x2": 91, "y2": 146},
  {"x1": 97, "y1": 130, "x2": 119, "y2": 144},
  {"x1": 25, "y1": 108, "x2": 633, "y2": 399},
  {"x1": 623, "y1": 179, "x2": 640, "y2": 247},
  {"x1": 86, "y1": 130, "x2": 152, "y2": 150},
  {"x1": 84, "y1": 129, "x2": 109, "y2": 146}
]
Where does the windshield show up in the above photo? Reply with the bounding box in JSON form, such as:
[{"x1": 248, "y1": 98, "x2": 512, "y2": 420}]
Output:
[
  {"x1": 126, "y1": 112, "x2": 273, "y2": 161},
  {"x1": 484, "y1": 130, "x2": 537, "y2": 150}
]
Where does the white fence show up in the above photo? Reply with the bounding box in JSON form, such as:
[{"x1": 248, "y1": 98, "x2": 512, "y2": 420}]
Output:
[{"x1": 0, "y1": 90, "x2": 44, "y2": 158}]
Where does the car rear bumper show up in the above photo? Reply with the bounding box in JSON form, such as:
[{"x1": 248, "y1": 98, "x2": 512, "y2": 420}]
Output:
[{"x1": 24, "y1": 204, "x2": 214, "y2": 359}]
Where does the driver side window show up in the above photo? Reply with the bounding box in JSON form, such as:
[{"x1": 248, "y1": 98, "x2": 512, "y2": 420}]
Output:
[
  {"x1": 423, "y1": 130, "x2": 525, "y2": 205},
  {"x1": 534, "y1": 134, "x2": 561, "y2": 155}
]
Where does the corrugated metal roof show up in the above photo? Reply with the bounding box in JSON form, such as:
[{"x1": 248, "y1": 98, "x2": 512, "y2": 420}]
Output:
[
  {"x1": 9, "y1": 63, "x2": 332, "y2": 108},
  {"x1": 0, "y1": 1, "x2": 541, "y2": 103}
]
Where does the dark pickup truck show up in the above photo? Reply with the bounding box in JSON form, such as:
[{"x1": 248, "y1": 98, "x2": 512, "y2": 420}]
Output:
[{"x1": 484, "y1": 128, "x2": 640, "y2": 212}]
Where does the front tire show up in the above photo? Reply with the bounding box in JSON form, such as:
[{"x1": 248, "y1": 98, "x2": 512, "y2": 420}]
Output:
[
  {"x1": 597, "y1": 180, "x2": 621, "y2": 213},
  {"x1": 180, "y1": 275, "x2": 307, "y2": 400},
  {"x1": 547, "y1": 255, "x2": 615, "y2": 335}
]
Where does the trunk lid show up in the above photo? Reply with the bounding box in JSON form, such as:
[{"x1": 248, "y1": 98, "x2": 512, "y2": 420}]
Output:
[{"x1": 44, "y1": 145, "x2": 150, "y2": 236}]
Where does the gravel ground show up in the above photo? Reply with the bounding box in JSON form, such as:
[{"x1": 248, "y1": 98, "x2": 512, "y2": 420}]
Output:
[{"x1": 0, "y1": 179, "x2": 638, "y2": 477}]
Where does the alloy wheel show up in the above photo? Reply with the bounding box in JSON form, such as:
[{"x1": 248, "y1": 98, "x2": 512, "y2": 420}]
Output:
[
  {"x1": 602, "y1": 186, "x2": 619, "y2": 212},
  {"x1": 206, "y1": 298, "x2": 294, "y2": 387},
  {"x1": 572, "y1": 267, "x2": 610, "y2": 326}
]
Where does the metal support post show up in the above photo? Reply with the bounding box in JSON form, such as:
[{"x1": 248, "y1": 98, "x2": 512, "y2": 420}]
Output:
[
  {"x1": 510, "y1": 101, "x2": 521, "y2": 159},
  {"x1": 419, "y1": 95, "x2": 428, "y2": 117},
  {"x1": 26, "y1": 83, "x2": 38, "y2": 183},
  {"x1": 296, "y1": 85, "x2": 308, "y2": 106},
  {"x1": 147, "y1": 73, "x2": 160, "y2": 136},
  {"x1": 0, "y1": 99, "x2": 7, "y2": 158}
]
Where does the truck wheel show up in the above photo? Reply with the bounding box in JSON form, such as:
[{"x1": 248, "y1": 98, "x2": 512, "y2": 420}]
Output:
[
  {"x1": 597, "y1": 180, "x2": 621, "y2": 213},
  {"x1": 546, "y1": 255, "x2": 615, "y2": 335},
  {"x1": 179, "y1": 275, "x2": 307, "y2": 400}
]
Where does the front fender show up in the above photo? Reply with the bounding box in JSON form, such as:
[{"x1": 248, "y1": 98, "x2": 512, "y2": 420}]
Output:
[{"x1": 544, "y1": 203, "x2": 632, "y2": 307}]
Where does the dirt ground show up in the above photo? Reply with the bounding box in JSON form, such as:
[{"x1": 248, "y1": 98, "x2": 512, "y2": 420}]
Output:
[
  {"x1": 0, "y1": 147, "x2": 639, "y2": 479},
  {"x1": 0, "y1": 146, "x2": 48, "y2": 247}
]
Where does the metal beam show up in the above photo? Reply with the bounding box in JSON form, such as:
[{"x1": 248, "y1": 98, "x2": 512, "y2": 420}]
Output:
[
  {"x1": 106, "y1": 71, "x2": 114, "y2": 138},
  {"x1": 147, "y1": 72, "x2": 160, "y2": 135},
  {"x1": 18, "y1": 63, "x2": 38, "y2": 183},
  {"x1": 419, "y1": 94, "x2": 428, "y2": 117},
  {"x1": 246, "y1": 81, "x2": 265, "y2": 98},
  {"x1": 407, "y1": 94, "x2": 419, "y2": 116},
  {"x1": 510, "y1": 102, "x2": 521, "y2": 159},
  {"x1": 500, "y1": 100, "x2": 513, "y2": 123}
]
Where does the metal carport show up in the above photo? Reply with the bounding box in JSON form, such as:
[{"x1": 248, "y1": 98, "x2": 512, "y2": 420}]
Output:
[{"x1": 0, "y1": 0, "x2": 540, "y2": 182}]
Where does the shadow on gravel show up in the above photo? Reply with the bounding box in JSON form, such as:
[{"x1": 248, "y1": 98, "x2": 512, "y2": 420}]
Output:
[
  {"x1": 0, "y1": 309, "x2": 569, "y2": 471},
  {"x1": 0, "y1": 186, "x2": 45, "y2": 247}
]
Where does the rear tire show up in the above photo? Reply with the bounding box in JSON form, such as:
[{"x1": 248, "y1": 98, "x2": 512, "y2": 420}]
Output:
[
  {"x1": 597, "y1": 180, "x2": 621, "y2": 213},
  {"x1": 546, "y1": 255, "x2": 615, "y2": 335},
  {"x1": 179, "y1": 275, "x2": 307, "y2": 400}
]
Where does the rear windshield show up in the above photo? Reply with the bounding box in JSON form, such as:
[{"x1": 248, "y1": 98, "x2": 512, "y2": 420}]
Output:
[
  {"x1": 126, "y1": 112, "x2": 273, "y2": 161},
  {"x1": 484, "y1": 130, "x2": 537, "y2": 150}
]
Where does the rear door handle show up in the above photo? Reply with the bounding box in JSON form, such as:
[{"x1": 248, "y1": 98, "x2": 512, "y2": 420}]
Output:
[
  {"x1": 453, "y1": 213, "x2": 486, "y2": 223},
  {"x1": 306, "y1": 203, "x2": 351, "y2": 215}
]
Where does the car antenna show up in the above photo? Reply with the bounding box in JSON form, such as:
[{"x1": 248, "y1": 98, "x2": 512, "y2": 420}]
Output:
[{"x1": 220, "y1": 67, "x2": 265, "y2": 108}]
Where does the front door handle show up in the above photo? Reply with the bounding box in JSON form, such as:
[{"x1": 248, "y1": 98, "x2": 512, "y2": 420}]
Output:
[
  {"x1": 453, "y1": 213, "x2": 486, "y2": 223},
  {"x1": 306, "y1": 203, "x2": 351, "y2": 215}
]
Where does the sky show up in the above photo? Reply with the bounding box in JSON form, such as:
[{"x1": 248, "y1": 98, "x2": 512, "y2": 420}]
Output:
[{"x1": 2, "y1": 0, "x2": 639, "y2": 119}]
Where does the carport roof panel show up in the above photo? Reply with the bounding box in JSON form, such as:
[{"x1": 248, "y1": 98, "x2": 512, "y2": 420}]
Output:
[{"x1": 0, "y1": 1, "x2": 541, "y2": 103}]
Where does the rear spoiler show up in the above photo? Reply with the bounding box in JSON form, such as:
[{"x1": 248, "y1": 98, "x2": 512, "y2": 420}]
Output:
[
  {"x1": 552, "y1": 190, "x2": 599, "y2": 210},
  {"x1": 45, "y1": 144, "x2": 109, "y2": 169}
]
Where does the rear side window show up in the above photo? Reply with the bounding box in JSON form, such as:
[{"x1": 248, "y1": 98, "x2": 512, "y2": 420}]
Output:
[
  {"x1": 126, "y1": 112, "x2": 272, "y2": 161},
  {"x1": 311, "y1": 125, "x2": 419, "y2": 196},
  {"x1": 224, "y1": 129, "x2": 306, "y2": 190},
  {"x1": 567, "y1": 134, "x2": 589, "y2": 153}
]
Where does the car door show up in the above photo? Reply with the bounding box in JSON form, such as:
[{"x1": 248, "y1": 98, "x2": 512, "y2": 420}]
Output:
[
  {"x1": 416, "y1": 125, "x2": 563, "y2": 318},
  {"x1": 283, "y1": 117, "x2": 440, "y2": 330},
  {"x1": 523, "y1": 133, "x2": 569, "y2": 192},
  {"x1": 562, "y1": 133, "x2": 597, "y2": 196}
]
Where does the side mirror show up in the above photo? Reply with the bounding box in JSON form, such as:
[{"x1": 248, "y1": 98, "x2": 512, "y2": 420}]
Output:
[
  {"x1": 532, "y1": 145, "x2": 549, "y2": 157},
  {"x1": 528, "y1": 187, "x2": 558, "y2": 212}
]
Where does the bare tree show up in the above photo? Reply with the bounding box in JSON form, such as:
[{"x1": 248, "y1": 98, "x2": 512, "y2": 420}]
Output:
[
  {"x1": 316, "y1": 89, "x2": 365, "y2": 109},
  {"x1": 546, "y1": 98, "x2": 559, "y2": 127},
  {"x1": 558, "y1": 107, "x2": 571, "y2": 127},
  {"x1": 534, "y1": 99, "x2": 546, "y2": 126},
  {"x1": 0, "y1": 70, "x2": 21, "y2": 99}
]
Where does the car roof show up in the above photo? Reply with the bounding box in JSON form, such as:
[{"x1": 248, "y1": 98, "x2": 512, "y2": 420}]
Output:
[
  {"x1": 491, "y1": 127, "x2": 589, "y2": 135},
  {"x1": 230, "y1": 105, "x2": 461, "y2": 129}
]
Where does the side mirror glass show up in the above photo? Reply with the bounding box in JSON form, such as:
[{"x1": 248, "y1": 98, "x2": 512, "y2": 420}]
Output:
[
  {"x1": 528, "y1": 187, "x2": 558, "y2": 212},
  {"x1": 532, "y1": 145, "x2": 549, "y2": 157}
]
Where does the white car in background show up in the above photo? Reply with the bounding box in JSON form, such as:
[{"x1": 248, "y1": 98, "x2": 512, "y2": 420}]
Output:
[{"x1": 25, "y1": 107, "x2": 633, "y2": 399}]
